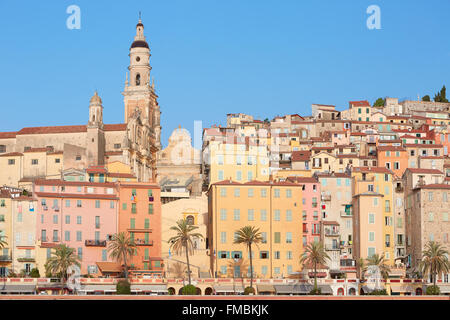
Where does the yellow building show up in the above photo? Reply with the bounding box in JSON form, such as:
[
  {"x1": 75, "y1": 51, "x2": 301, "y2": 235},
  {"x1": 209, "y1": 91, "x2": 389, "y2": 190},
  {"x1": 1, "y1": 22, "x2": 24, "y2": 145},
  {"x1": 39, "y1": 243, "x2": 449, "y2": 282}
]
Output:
[
  {"x1": 208, "y1": 180, "x2": 303, "y2": 279},
  {"x1": 352, "y1": 167, "x2": 395, "y2": 266},
  {"x1": 204, "y1": 140, "x2": 269, "y2": 186},
  {"x1": 0, "y1": 190, "x2": 13, "y2": 275}
]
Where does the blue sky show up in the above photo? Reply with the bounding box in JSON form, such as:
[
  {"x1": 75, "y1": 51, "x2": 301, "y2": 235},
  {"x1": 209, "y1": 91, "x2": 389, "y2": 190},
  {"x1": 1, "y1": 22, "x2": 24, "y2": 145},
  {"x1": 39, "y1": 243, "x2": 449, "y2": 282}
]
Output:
[{"x1": 0, "y1": 0, "x2": 449, "y2": 146}]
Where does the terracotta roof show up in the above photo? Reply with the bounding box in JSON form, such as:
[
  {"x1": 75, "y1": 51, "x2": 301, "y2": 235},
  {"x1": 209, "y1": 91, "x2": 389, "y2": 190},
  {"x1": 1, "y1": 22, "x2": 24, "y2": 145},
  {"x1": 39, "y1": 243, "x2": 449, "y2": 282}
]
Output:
[
  {"x1": 0, "y1": 132, "x2": 17, "y2": 139},
  {"x1": 350, "y1": 132, "x2": 366, "y2": 136},
  {"x1": 406, "y1": 168, "x2": 443, "y2": 174},
  {"x1": 291, "y1": 150, "x2": 311, "y2": 161},
  {"x1": 0, "y1": 152, "x2": 23, "y2": 157},
  {"x1": 17, "y1": 125, "x2": 87, "y2": 135},
  {"x1": 34, "y1": 192, "x2": 119, "y2": 200},
  {"x1": 34, "y1": 179, "x2": 116, "y2": 188},
  {"x1": 86, "y1": 166, "x2": 107, "y2": 174},
  {"x1": 419, "y1": 156, "x2": 444, "y2": 159},
  {"x1": 349, "y1": 100, "x2": 370, "y2": 107},
  {"x1": 104, "y1": 124, "x2": 127, "y2": 131},
  {"x1": 315, "y1": 172, "x2": 350, "y2": 178},
  {"x1": 23, "y1": 147, "x2": 51, "y2": 153},
  {"x1": 105, "y1": 151, "x2": 123, "y2": 156},
  {"x1": 322, "y1": 221, "x2": 339, "y2": 225},
  {"x1": 285, "y1": 176, "x2": 318, "y2": 184},
  {"x1": 96, "y1": 262, "x2": 122, "y2": 273},
  {"x1": 336, "y1": 154, "x2": 358, "y2": 158},
  {"x1": 107, "y1": 173, "x2": 136, "y2": 179},
  {"x1": 353, "y1": 167, "x2": 393, "y2": 174}
]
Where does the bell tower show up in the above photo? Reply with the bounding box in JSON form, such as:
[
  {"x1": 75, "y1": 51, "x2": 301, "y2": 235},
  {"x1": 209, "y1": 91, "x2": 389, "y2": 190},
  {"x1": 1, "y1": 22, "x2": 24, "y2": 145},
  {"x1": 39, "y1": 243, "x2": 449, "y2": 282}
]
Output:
[{"x1": 122, "y1": 15, "x2": 161, "y2": 150}]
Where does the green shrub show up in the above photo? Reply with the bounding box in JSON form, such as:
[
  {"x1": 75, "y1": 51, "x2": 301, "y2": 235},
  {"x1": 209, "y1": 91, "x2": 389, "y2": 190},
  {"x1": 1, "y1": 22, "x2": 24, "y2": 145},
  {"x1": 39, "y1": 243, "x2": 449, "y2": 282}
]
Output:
[
  {"x1": 244, "y1": 287, "x2": 255, "y2": 295},
  {"x1": 309, "y1": 288, "x2": 322, "y2": 295},
  {"x1": 181, "y1": 284, "x2": 197, "y2": 295},
  {"x1": 426, "y1": 285, "x2": 440, "y2": 295},
  {"x1": 30, "y1": 268, "x2": 40, "y2": 278},
  {"x1": 116, "y1": 279, "x2": 131, "y2": 295},
  {"x1": 368, "y1": 289, "x2": 388, "y2": 295}
]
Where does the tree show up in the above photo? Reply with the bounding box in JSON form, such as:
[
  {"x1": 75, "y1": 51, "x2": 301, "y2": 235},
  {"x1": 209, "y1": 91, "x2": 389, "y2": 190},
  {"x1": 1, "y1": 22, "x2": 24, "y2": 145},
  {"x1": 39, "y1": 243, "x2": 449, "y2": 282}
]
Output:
[
  {"x1": 300, "y1": 242, "x2": 330, "y2": 292},
  {"x1": 419, "y1": 241, "x2": 450, "y2": 290},
  {"x1": 45, "y1": 244, "x2": 81, "y2": 284},
  {"x1": 233, "y1": 226, "x2": 263, "y2": 290},
  {"x1": 357, "y1": 257, "x2": 367, "y2": 282},
  {"x1": 0, "y1": 236, "x2": 7, "y2": 250},
  {"x1": 169, "y1": 262, "x2": 187, "y2": 279},
  {"x1": 373, "y1": 97, "x2": 385, "y2": 107},
  {"x1": 366, "y1": 253, "x2": 391, "y2": 280},
  {"x1": 434, "y1": 85, "x2": 449, "y2": 103},
  {"x1": 30, "y1": 268, "x2": 40, "y2": 278},
  {"x1": 107, "y1": 232, "x2": 136, "y2": 279},
  {"x1": 422, "y1": 95, "x2": 431, "y2": 102},
  {"x1": 168, "y1": 219, "x2": 204, "y2": 285}
]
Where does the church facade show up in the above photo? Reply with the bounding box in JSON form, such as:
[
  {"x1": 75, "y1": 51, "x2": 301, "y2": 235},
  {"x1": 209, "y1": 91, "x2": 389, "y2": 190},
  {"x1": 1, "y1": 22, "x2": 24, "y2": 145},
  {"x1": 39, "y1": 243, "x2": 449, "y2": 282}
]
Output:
[{"x1": 0, "y1": 19, "x2": 161, "y2": 189}]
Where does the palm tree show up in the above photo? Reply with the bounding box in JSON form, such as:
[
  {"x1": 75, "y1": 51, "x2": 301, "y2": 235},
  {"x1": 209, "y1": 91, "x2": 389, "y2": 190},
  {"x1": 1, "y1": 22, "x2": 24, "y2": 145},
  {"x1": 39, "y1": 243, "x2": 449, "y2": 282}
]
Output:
[
  {"x1": 169, "y1": 262, "x2": 187, "y2": 279},
  {"x1": 357, "y1": 257, "x2": 367, "y2": 282},
  {"x1": 168, "y1": 219, "x2": 204, "y2": 285},
  {"x1": 0, "y1": 236, "x2": 7, "y2": 250},
  {"x1": 366, "y1": 253, "x2": 391, "y2": 280},
  {"x1": 45, "y1": 244, "x2": 81, "y2": 284},
  {"x1": 107, "y1": 232, "x2": 136, "y2": 279},
  {"x1": 233, "y1": 226, "x2": 262, "y2": 290},
  {"x1": 300, "y1": 241, "x2": 330, "y2": 292},
  {"x1": 419, "y1": 241, "x2": 450, "y2": 288}
]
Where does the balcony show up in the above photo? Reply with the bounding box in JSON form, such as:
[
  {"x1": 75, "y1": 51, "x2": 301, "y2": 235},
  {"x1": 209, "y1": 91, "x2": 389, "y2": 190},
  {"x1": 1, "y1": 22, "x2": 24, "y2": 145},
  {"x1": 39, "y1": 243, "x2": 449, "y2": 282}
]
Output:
[
  {"x1": 340, "y1": 210, "x2": 352, "y2": 217},
  {"x1": 324, "y1": 230, "x2": 339, "y2": 237},
  {"x1": 0, "y1": 255, "x2": 12, "y2": 262},
  {"x1": 135, "y1": 239, "x2": 154, "y2": 246},
  {"x1": 17, "y1": 256, "x2": 35, "y2": 262},
  {"x1": 325, "y1": 245, "x2": 340, "y2": 251},
  {"x1": 85, "y1": 240, "x2": 107, "y2": 247}
]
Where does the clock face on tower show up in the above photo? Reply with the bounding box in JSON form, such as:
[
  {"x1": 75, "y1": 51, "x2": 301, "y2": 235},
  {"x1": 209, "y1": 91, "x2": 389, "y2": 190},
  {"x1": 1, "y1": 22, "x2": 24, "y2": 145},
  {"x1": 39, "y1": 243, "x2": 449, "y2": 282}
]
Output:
[{"x1": 136, "y1": 56, "x2": 140, "y2": 62}]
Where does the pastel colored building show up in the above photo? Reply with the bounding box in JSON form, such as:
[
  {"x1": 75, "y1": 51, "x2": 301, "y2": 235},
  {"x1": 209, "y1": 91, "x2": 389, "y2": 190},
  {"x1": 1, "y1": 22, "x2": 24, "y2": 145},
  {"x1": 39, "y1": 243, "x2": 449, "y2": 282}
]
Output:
[
  {"x1": 117, "y1": 182, "x2": 163, "y2": 276},
  {"x1": 352, "y1": 167, "x2": 395, "y2": 266},
  {"x1": 377, "y1": 146, "x2": 408, "y2": 178},
  {"x1": 33, "y1": 179, "x2": 119, "y2": 275},
  {"x1": 285, "y1": 177, "x2": 321, "y2": 246},
  {"x1": 208, "y1": 180, "x2": 304, "y2": 279}
]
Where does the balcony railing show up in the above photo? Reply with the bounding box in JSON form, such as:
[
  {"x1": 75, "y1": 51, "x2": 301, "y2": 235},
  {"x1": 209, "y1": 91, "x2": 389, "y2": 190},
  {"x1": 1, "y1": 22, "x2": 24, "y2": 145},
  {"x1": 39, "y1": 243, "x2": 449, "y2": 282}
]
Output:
[
  {"x1": 324, "y1": 230, "x2": 339, "y2": 236},
  {"x1": 325, "y1": 245, "x2": 340, "y2": 251},
  {"x1": 85, "y1": 240, "x2": 107, "y2": 247},
  {"x1": 135, "y1": 239, "x2": 154, "y2": 246},
  {"x1": 17, "y1": 256, "x2": 35, "y2": 262},
  {"x1": 0, "y1": 255, "x2": 12, "y2": 262}
]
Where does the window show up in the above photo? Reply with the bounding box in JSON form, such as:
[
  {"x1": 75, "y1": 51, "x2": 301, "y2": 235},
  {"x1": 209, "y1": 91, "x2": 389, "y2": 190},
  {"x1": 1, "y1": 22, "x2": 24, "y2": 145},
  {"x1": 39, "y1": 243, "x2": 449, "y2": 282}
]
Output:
[
  {"x1": 428, "y1": 212, "x2": 434, "y2": 222},
  {"x1": 247, "y1": 209, "x2": 254, "y2": 221},
  {"x1": 53, "y1": 215, "x2": 58, "y2": 224},
  {"x1": 385, "y1": 200, "x2": 390, "y2": 212},
  {"x1": 131, "y1": 203, "x2": 137, "y2": 214},
  {"x1": 369, "y1": 232, "x2": 375, "y2": 242},
  {"x1": 261, "y1": 189, "x2": 267, "y2": 198},
  {"x1": 76, "y1": 216, "x2": 82, "y2": 224},
  {"x1": 286, "y1": 232, "x2": 292, "y2": 243},
  {"x1": 247, "y1": 171, "x2": 253, "y2": 181},
  {"x1": 95, "y1": 200, "x2": 100, "y2": 208},
  {"x1": 77, "y1": 248, "x2": 82, "y2": 259},
  {"x1": 302, "y1": 211, "x2": 307, "y2": 221},
  {"x1": 260, "y1": 209, "x2": 267, "y2": 221},
  {"x1": 286, "y1": 189, "x2": 292, "y2": 198},
  {"x1": 76, "y1": 231, "x2": 82, "y2": 241},
  {"x1": 110, "y1": 201, "x2": 114, "y2": 209},
  {"x1": 337, "y1": 178, "x2": 342, "y2": 186},
  {"x1": 220, "y1": 209, "x2": 227, "y2": 221},
  {"x1": 274, "y1": 232, "x2": 281, "y2": 243},
  {"x1": 220, "y1": 232, "x2": 226, "y2": 244},
  {"x1": 313, "y1": 211, "x2": 318, "y2": 221},
  {"x1": 17, "y1": 213, "x2": 22, "y2": 222},
  {"x1": 77, "y1": 200, "x2": 82, "y2": 208},
  {"x1": 148, "y1": 204, "x2": 154, "y2": 214},
  {"x1": 233, "y1": 209, "x2": 240, "y2": 221},
  {"x1": 274, "y1": 189, "x2": 280, "y2": 198},
  {"x1": 65, "y1": 231, "x2": 70, "y2": 241},
  {"x1": 443, "y1": 212, "x2": 449, "y2": 222},
  {"x1": 65, "y1": 215, "x2": 70, "y2": 224},
  {"x1": 274, "y1": 210, "x2": 280, "y2": 221},
  {"x1": 95, "y1": 216, "x2": 100, "y2": 228},
  {"x1": 260, "y1": 251, "x2": 269, "y2": 259},
  {"x1": 144, "y1": 219, "x2": 150, "y2": 229},
  {"x1": 369, "y1": 213, "x2": 375, "y2": 224},
  {"x1": 428, "y1": 192, "x2": 433, "y2": 201},
  {"x1": 234, "y1": 188, "x2": 240, "y2": 197},
  {"x1": 261, "y1": 232, "x2": 267, "y2": 243},
  {"x1": 286, "y1": 210, "x2": 292, "y2": 221},
  {"x1": 236, "y1": 171, "x2": 242, "y2": 181},
  {"x1": 8, "y1": 159, "x2": 15, "y2": 165},
  {"x1": 75, "y1": 155, "x2": 81, "y2": 161},
  {"x1": 261, "y1": 266, "x2": 268, "y2": 275},
  {"x1": 31, "y1": 159, "x2": 38, "y2": 165},
  {"x1": 220, "y1": 188, "x2": 227, "y2": 197},
  {"x1": 248, "y1": 188, "x2": 254, "y2": 197}
]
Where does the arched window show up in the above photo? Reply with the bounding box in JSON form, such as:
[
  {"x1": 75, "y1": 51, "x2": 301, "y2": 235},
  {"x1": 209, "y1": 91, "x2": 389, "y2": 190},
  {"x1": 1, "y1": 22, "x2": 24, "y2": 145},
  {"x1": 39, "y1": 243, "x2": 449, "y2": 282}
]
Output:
[
  {"x1": 186, "y1": 215, "x2": 194, "y2": 225},
  {"x1": 136, "y1": 73, "x2": 141, "y2": 86},
  {"x1": 415, "y1": 287, "x2": 422, "y2": 296},
  {"x1": 337, "y1": 288, "x2": 344, "y2": 296},
  {"x1": 349, "y1": 287, "x2": 356, "y2": 295}
]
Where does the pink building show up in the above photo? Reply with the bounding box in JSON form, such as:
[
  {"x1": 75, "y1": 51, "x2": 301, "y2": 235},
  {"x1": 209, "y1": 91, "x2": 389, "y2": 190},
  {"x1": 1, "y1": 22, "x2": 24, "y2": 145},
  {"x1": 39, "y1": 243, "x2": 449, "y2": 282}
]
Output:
[
  {"x1": 33, "y1": 179, "x2": 119, "y2": 275},
  {"x1": 286, "y1": 177, "x2": 321, "y2": 246}
]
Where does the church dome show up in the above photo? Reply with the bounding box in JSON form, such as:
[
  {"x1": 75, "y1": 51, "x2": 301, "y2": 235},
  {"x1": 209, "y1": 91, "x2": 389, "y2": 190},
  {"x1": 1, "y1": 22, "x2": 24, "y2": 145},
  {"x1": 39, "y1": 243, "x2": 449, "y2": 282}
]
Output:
[
  {"x1": 90, "y1": 91, "x2": 102, "y2": 105},
  {"x1": 131, "y1": 40, "x2": 149, "y2": 49}
]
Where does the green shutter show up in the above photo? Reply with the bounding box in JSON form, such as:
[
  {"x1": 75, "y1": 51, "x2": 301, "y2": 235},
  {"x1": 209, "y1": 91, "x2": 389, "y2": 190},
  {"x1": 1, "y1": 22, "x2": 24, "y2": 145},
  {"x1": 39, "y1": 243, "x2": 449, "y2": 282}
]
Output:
[
  {"x1": 148, "y1": 204, "x2": 153, "y2": 214},
  {"x1": 144, "y1": 219, "x2": 149, "y2": 229}
]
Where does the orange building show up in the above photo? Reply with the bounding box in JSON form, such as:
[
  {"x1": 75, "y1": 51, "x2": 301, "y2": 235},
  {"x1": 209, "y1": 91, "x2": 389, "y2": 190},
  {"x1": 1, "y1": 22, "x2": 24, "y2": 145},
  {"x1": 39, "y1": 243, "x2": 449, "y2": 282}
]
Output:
[
  {"x1": 377, "y1": 146, "x2": 408, "y2": 178},
  {"x1": 118, "y1": 182, "x2": 163, "y2": 277}
]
